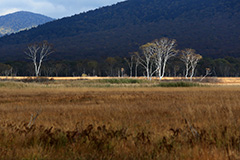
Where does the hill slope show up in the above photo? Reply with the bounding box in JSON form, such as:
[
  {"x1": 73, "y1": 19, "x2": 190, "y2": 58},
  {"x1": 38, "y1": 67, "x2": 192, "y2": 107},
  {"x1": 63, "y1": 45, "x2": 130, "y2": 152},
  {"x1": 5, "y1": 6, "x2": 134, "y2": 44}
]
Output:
[
  {"x1": 0, "y1": 0, "x2": 239, "y2": 61},
  {"x1": 0, "y1": 11, "x2": 54, "y2": 36}
]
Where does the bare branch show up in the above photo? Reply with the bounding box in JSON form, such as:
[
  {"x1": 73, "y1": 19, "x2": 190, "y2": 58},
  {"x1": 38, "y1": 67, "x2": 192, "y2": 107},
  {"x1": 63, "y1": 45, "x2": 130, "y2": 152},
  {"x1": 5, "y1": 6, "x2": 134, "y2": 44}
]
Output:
[{"x1": 27, "y1": 108, "x2": 42, "y2": 128}]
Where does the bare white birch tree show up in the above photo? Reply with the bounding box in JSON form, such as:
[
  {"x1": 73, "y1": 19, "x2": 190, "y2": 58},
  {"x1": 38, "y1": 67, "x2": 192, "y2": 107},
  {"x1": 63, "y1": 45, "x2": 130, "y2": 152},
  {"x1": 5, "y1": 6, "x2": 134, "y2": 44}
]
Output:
[
  {"x1": 136, "y1": 38, "x2": 178, "y2": 80},
  {"x1": 136, "y1": 43, "x2": 156, "y2": 79},
  {"x1": 189, "y1": 53, "x2": 202, "y2": 81},
  {"x1": 153, "y1": 38, "x2": 178, "y2": 80},
  {"x1": 25, "y1": 41, "x2": 54, "y2": 77},
  {"x1": 180, "y1": 49, "x2": 202, "y2": 80},
  {"x1": 180, "y1": 48, "x2": 194, "y2": 79}
]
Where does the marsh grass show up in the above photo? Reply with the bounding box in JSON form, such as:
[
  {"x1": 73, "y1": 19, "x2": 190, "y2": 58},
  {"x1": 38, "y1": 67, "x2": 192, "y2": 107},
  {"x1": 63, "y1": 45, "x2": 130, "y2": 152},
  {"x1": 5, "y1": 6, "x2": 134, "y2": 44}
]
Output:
[
  {"x1": 154, "y1": 81, "x2": 201, "y2": 87},
  {"x1": 0, "y1": 78, "x2": 213, "y2": 89},
  {"x1": 95, "y1": 78, "x2": 149, "y2": 84},
  {"x1": 0, "y1": 81, "x2": 28, "y2": 88},
  {"x1": 0, "y1": 82, "x2": 240, "y2": 159}
]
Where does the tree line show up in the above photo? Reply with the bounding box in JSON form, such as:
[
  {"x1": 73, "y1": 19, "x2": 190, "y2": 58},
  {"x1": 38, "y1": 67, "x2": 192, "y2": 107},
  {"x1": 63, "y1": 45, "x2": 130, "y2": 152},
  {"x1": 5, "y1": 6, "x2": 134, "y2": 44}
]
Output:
[
  {"x1": 0, "y1": 56, "x2": 240, "y2": 78},
  {"x1": 0, "y1": 38, "x2": 240, "y2": 78}
]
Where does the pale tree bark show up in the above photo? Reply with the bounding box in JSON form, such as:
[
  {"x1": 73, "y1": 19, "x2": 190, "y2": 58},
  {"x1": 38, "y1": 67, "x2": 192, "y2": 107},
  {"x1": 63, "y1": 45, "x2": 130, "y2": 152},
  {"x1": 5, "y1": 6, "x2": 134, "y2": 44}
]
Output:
[
  {"x1": 180, "y1": 49, "x2": 202, "y2": 81},
  {"x1": 152, "y1": 38, "x2": 178, "y2": 80},
  {"x1": 149, "y1": 59, "x2": 156, "y2": 80},
  {"x1": 136, "y1": 43, "x2": 155, "y2": 80},
  {"x1": 134, "y1": 54, "x2": 140, "y2": 78},
  {"x1": 200, "y1": 68, "x2": 211, "y2": 81},
  {"x1": 180, "y1": 48, "x2": 194, "y2": 79},
  {"x1": 25, "y1": 41, "x2": 54, "y2": 77},
  {"x1": 189, "y1": 53, "x2": 202, "y2": 81}
]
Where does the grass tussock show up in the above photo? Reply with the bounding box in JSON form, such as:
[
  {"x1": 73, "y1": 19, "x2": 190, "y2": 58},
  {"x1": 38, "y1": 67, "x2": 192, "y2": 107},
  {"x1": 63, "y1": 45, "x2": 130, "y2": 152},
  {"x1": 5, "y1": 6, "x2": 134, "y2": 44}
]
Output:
[{"x1": 0, "y1": 84, "x2": 240, "y2": 159}]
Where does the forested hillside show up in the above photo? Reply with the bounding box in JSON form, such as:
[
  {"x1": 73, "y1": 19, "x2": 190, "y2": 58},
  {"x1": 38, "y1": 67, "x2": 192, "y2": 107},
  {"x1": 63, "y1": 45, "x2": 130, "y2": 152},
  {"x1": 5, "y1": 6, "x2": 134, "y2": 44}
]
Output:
[
  {"x1": 0, "y1": 0, "x2": 239, "y2": 61},
  {"x1": 0, "y1": 11, "x2": 53, "y2": 36}
]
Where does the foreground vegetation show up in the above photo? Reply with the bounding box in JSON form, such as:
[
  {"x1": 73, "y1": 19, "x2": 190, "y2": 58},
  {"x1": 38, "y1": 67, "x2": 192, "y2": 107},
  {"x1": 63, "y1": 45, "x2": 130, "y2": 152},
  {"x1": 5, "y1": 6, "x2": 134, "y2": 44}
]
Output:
[{"x1": 0, "y1": 80, "x2": 240, "y2": 159}]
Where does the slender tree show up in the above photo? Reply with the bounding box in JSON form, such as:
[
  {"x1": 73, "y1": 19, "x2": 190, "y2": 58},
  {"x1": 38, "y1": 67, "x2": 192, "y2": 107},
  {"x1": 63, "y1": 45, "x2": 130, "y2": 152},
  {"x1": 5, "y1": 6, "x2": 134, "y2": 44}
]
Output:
[
  {"x1": 25, "y1": 41, "x2": 54, "y2": 77},
  {"x1": 180, "y1": 49, "x2": 202, "y2": 80},
  {"x1": 124, "y1": 54, "x2": 134, "y2": 77},
  {"x1": 105, "y1": 57, "x2": 117, "y2": 76},
  {"x1": 180, "y1": 48, "x2": 194, "y2": 79},
  {"x1": 134, "y1": 54, "x2": 140, "y2": 77},
  {"x1": 87, "y1": 60, "x2": 98, "y2": 76},
  {"x1": 189, "y1": 53, "x2": 202, "y2": 81},
  {"x1": 136, "y1": 43, "x2": 155, "y2": 79},
  {"x1": 200, "y1": 68, "x2": 211, "y2": 81}
]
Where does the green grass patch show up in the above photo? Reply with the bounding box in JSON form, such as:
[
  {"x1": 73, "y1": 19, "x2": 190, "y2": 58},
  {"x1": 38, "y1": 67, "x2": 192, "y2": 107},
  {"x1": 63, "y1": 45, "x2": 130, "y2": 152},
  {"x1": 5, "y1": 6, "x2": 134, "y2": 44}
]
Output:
[
  {"x1": 154, "y1": 81, "x2": 201, "y2": 87},
  {"x1": 96, "y1": 78, "x2": 148, "y2": 84}
]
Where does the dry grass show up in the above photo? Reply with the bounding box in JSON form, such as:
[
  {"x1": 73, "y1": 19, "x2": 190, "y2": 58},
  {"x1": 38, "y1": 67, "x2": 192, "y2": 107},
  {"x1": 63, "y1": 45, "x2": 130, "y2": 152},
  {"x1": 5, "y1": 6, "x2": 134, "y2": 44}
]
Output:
[{"x1": 0, "y1": 81, "x2": 240, "y2": 159}]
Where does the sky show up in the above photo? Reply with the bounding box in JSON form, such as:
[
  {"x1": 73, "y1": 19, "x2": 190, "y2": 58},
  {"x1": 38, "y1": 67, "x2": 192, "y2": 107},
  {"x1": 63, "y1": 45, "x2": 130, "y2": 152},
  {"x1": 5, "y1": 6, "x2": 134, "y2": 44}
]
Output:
[{"x1": 0, "y1": 0, "x2": 125, "y2": 18}]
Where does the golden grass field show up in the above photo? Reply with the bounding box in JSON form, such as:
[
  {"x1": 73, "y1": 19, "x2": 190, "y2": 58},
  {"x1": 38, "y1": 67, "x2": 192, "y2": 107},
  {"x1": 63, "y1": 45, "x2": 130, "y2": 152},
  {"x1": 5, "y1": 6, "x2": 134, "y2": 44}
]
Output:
[{"x1": 0, "y1": 79, "x2": 240, "y2": 159}]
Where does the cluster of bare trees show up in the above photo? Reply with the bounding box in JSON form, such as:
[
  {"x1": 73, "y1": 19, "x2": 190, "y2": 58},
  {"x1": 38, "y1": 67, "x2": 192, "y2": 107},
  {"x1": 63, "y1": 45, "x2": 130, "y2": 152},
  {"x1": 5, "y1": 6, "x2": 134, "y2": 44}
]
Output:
[
  {"x1": 1, "y1": 39, "x2": 240, "y2": 77},
  {"x1": 134, "y1": 37, "x2": 202, "y2": 80},
  {"x1": 20, "y1": 38, "x2": 205, "y2": 79},
  {"x1": 180, "y1": 48, "x2": 202, "y2": 81},
  {"x1": 135, "y1": 38, "x2": 178, "y2": 80}
]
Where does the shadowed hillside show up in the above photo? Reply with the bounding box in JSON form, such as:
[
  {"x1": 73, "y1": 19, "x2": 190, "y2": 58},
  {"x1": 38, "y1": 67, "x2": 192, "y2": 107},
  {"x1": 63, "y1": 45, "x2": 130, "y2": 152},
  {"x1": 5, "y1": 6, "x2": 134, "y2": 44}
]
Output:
[{"x1": 0, "y1": 0, "x2": 239, "y2": 61}]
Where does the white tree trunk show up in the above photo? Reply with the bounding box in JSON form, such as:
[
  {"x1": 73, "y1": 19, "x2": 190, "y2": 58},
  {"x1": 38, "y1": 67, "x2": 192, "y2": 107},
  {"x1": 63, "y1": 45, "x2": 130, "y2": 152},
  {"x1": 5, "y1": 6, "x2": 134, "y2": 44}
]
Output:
[
  {"x1": 185, "y1": 64, "x2": 190, "y2": 79},
  {"x1": 190, "y1": 68, "x2": 195, "y2": 81},
  {"x1": 159, "y1": 59, "x2": 167, "y2": 80}
]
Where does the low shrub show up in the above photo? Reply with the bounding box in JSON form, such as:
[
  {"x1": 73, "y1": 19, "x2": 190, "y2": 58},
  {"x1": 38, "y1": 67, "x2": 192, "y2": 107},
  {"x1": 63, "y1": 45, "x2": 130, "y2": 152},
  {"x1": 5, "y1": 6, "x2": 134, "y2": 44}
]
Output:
[{"x1": 20, "y1": 77, "x2": 54, "y2": 83}]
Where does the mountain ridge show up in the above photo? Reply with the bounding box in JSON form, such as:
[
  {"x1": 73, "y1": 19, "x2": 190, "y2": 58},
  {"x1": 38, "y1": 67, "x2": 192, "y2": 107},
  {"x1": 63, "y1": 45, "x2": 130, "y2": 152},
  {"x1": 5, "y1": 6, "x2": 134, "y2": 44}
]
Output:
[{"x1": 0, "y1": 11, "x2": 54, "y2": 36}]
